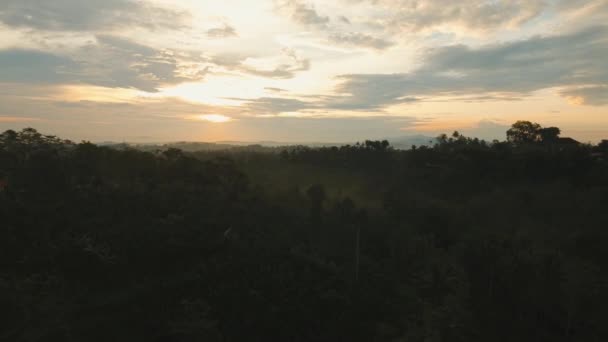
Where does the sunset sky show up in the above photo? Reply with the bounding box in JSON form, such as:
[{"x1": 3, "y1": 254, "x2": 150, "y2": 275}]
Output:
[{"x1": 0, "y1": 0, "x2": 607, "y2": 142}]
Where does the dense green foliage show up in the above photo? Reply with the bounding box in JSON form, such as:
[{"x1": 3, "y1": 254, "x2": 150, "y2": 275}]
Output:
[{"x1": 1, "y1": 126, "x2": 607, "y2": 341}]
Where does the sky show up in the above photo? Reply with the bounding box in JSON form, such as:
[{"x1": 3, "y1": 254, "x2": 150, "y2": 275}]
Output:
[{"x1": 0, "y1": 0, "x2": 607, "y2": 143}]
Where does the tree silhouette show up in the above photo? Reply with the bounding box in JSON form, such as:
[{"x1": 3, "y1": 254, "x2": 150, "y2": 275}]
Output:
[
  {"x1": 507, "y1": 120, "x2": 542, "y2": 143},
  {"x1": 538, "y1": 127, "x2": 561, "y2": 143}
]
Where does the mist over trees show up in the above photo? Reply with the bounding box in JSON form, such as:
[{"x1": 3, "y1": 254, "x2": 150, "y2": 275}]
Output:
[{"x1": 1, "y1": 122, "x2": 607, "y2": 342}]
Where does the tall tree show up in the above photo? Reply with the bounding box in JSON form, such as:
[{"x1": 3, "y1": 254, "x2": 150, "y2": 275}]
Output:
[
  {"x1": 506, "y1": 121, "x2": 542, "y2": 144},
  {"x1": 538, "y1": 127, "x2": 561, "y2": 143}
]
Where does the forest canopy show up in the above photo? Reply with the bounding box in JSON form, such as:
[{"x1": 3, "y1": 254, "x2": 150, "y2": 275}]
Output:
[{"x1": 1, "y1": 122, "x2": 608, "y2": 342}]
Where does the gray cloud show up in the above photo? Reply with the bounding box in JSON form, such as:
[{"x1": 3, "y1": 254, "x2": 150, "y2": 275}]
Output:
[
  {"x1": 338, "y1": 16, "x2": 351, "y2": 25},
  {"x1": 556, "y1": 0, "x2": 608, "y2": 13},
  {"x1": 265, "y1": 87, "x2": 288, "y2": 93},
  {"x1": 241, "y1": 60, "x2": 310, "y2": 79},
  {"x1": 206, "y1": 24, "x2": 238, "y2": 38},
  {"x1": 0, "y1": 49, "x2": 78, "y2": 84},
  {"x1": 322, "y1": 88, "x2": 420, "y2": 111},
  {"x1": 276, "y1": 1, "x2": 396, "y2": 51},
  {"x1": 328, "y1": 26, "x2": 608, "y2": 109},
  {"x1": 555, "y1": 0, "x2": 608, "y2": 32},
  {"x1": 0, "y1": 39, "x2": 308, "y2": 93},
  {"x1": 77, "y1": 35, "x2": 196, "y2": 92},
  {"x1": 344, "y1": 0, "x2": 546, "y2": 33},
  {"x1": 0, "y1": 35, "x2": 208, "y2": 92},
  {"x1": 0, "y1": 0, "x2": 188, "y2": 31},
  {"x1": 238, "y1": 97, "x2": 314, "y2": 114},
  {"x1": 234, "y1": 90, "x2": 419, "y2": 114},
  {"x1": 560, "y1": 85, "x2": 608, "y2": 106},
  {"x1": 328, "y1": 32, "x2": 394, "y2": 50}
]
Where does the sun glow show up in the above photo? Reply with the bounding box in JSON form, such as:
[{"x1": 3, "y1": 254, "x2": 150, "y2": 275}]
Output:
[
  {"x1": 153, "y1": 76, "x2": 269, "y2": 106},
  {"x1": 198, "y1": 114, "x2": 233, "y2": 123}
]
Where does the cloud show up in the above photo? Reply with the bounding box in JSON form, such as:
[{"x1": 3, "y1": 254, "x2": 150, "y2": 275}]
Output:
[
  {"x1": 0, "y1": 35, "x2": 209, "y2": 92},
  {"x1": 328, "y1": 32, "x2": 394, "y2": 50},
  {"x1": 276, "y1": 1, "x2": 395, "y2": 51},
  {"x1": 206, "y1": 24, "x2": 238, "y2": 38},
  {"x1": 0, "y1": 50, "x2": 78, "y2": 84},
  {"x1": 326, "y1": 26, "x2": 608, "y2": 109},
  {"x1": 555, "y1": 0, "x2": 608, "y2": 31},
  {"x1": 0, "y1": 0, "x2": 188, "y2": 32},
  {"x1": 556, "y1": 0, "x2": 608, "y2": 14},
  {"x1": 276, "y1": 0, "x2": 330, "y2": 28},
  {"x1": 343, "y1": 0, "x2": 546, "y2": 33},
  {"x1": 560, "y1": 85, "x2": 608, "y2": 106},
  {"x1": 265, "y1": 87, "x2": 288, "y2": 93},
  {"x1": 235, "y1": 90, "x2": 419, "y2": 115},
  {"x1": 241, "y1": 60, "x2": 310, "y2": 79},
  {"x1": 235, "y1": 89, "x2": 419, "y2": 115},
  {"x1": 0, "y1": 36, "x2": 310, "y2": 93},
  {"x1": 322, "y1": 86, "x2": 420, "y2": 111},
  {"x1": 238, "y1": 97, "x2": 314, "y2": 114},
  {"x1": 82, "y1": 35, "x2": 198, "y2": 92},
  {"x1": 212, "y1": 49, "x2": 310, "y2": 79},
  {"x1": 338, "y1": 16, "x2": 351, "y2": 25}
]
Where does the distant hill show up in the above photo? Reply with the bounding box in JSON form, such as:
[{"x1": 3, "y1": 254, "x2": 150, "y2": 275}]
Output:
[
  {"x1": 387, "y1": 135, "x2": 437, "y2": 149},
  {"x1": 97, "y1": 135, "x2": 436, "y2": 152}
]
